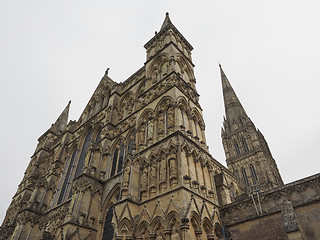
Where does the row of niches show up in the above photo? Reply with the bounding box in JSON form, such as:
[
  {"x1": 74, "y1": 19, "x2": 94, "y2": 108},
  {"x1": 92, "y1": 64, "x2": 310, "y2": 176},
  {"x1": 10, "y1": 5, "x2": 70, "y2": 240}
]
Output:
[
  {"x1": 135, "y1": 97, "x2": 206, "y2": 152},
  {"x1": 146, "y1": 53, "x2": 195, "y2": 88},
  {"x1": 108, "y1": 205, "x2": 223, "y2": 240},
  {"x1": 116, "y1": 75, "x2": 199, "y2": 124},
  {"x1": 146, "y1": 29, "x2": 192, "y2": 61},
  {"x1": 98, "y1": 94, "x2": 206, "y2": 150},
  {"x1": 78, "y1": 71, "x2": 198, "y2": 134},
  {"x1": 180, "y1": 142, "x2": 218, "y2": 201}
]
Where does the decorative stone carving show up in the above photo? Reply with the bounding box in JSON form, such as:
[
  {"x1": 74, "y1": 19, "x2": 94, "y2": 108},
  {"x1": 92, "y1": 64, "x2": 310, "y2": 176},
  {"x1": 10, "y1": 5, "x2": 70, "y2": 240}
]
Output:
[
  {"x1": 141, "y1": 168, "x2": 148, "y2": 192},
  {"x1": 150, "y1": 162, "x2": 157, "y2": 187},
  {"x1": 159, "y1": 157, "x2": 167, "y2": 184},
  {"x1": 123, "y1": 164, "x2": 131, "y2": 189}
]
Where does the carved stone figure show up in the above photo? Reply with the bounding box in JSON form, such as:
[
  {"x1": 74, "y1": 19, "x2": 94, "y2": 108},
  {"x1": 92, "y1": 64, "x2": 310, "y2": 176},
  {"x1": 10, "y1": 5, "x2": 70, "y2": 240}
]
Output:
[
  {"x1": 123, "y1": 164, "x2": 131, "y2": 188},
  {"x1": 169, "y1": 158, "x2": 177, "y2": 178},
  {"x1": 158, "y1": 112, "x2": 164, "y2": 133},
  {"x1": 147, "y1": 120, "x2": 154, "y2": 139},
  {"x1": 150, "y1": 162, "x2": 157, "y2": 186},
  {"x1": 159, "y1": 157, "x2": 167, "y2": 183},
  {"x1": 168, "y1": 107, "x2": 174, "y2": 127},
  {"x1": 84, "y1": 146, "x2": 93, "y2": 172},
  {"x1": 141, "y1": 168, "x2": 148, "y2": 191},
  {"x1": 139, "y1": 125, "x2": 146, "y2": 144}
]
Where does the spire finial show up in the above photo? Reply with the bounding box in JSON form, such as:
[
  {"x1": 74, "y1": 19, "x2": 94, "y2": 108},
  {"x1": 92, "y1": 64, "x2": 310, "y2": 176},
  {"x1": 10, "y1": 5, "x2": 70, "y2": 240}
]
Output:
[{"x1": 160, "y1": 12, "x2": 172, "y2": 31}]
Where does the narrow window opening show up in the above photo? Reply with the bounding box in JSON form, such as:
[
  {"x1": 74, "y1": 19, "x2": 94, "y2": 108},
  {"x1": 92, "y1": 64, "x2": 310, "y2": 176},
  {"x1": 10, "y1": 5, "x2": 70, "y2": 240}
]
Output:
[
  {"x1": 235, "y1": 142, "x2": 241, "y2": 156},
  {"x1": 243, "y1": 139, "x2": 249, "y2": 152},
  {"x1": 242, "y1": 168, "x2": 249, "y2": 186},
  {"x1": 250, "y1": 165, "x2": 258, "y2": 184},
  {"x1": 110, "y1": 149, "x2": 119, "y2": 177}
]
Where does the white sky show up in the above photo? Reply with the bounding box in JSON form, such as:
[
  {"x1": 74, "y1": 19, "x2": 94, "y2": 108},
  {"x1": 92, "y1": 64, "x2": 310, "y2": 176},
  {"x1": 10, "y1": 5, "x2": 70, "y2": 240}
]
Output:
[{"x1": 1, "y1": 1, "x2": 319, "y2": 224}]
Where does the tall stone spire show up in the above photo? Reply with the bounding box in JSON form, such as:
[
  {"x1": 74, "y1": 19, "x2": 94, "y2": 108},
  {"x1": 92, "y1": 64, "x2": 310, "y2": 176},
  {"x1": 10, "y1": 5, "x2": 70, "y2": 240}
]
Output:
[
  {"x1": 220, "y1": 65, "x2": 283, "y2": 192},
  {"x1": 220, "y1": 64, "x2": 250, "y2": 133},
  {"x1": 50, "y1": 100, "x2": 71, "y2": 134}
]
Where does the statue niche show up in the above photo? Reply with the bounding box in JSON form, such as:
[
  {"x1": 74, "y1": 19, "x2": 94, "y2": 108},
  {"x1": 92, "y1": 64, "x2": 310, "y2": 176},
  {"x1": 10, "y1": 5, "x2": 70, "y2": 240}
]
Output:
[
  {"x1": 159, "y1": 154, "x2": 167, "y2": 190},
  {"x1": 167, "y1": 107, "x2": 175, "y2": 132}
]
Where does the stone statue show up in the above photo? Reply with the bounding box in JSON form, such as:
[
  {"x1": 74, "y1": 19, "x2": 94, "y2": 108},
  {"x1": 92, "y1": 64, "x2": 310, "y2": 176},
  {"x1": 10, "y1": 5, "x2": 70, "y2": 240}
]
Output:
[
  {"x1": 169, "y1": 158, "x2": 177, "y2": 178},
  {"x1": 84, "y1": 147, "x2": 93, "y2": 172},
  {"x1": 150, "y1": 162, "x2": 157, "y2": 186},
  {"x1": 139, "y1": 126, "x2": 146, "y2": 144},
  {"x1": 147, "y1": 120, "x2": 154, "y2": 139},
  {"x1": 168, "y1": 107, "x2": 174, "y2": 127},
  {"x1": 141, "y1": 168, "x2": 148, "y2": 191},
  {"x1": 123, "y1": 164, "x2": 131, "y2": 188},
  {"x1": 158, "y1": 112, "x2": 164, "y2": 132},
  {"x1": 160, "y1": 158, "x2": 167, "y2": 183}
]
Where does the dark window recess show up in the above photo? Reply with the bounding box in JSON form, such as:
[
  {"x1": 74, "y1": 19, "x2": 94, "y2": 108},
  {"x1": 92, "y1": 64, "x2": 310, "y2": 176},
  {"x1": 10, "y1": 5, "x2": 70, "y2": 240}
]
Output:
[
  {"x1": 57, "y1": 149, "x2": 77, "y2": 205},
  {"x1": 102, "y1": 205, "x2": 114, "y2": 240},
  {"x1": 250, "y1": 165, "x2": 258, "y2": 184},
  {"x1": 235, "y1": 142, "x2": 241, "y2": 156},
  {"x1": 243, "y1": 139, "x2": 249, "y2": 152},
  {"x1": 128, "y1": 140, "x2": 134, "y2": 154},
  {"x1": 75, "y1": 129, "x2": 93, "y2": 178},
  {"x1": 110, "y1": 149, "x2": 118, "y2": 177},
  {"x1": 117, "y1": 145, "x2": 126, "y2": 173},
  {"x1": 95, "y1": 129, "x2": 102, "y2": 143},
  {"x1": 242, "y1": 168, "x2": 249, "y2": 185}
]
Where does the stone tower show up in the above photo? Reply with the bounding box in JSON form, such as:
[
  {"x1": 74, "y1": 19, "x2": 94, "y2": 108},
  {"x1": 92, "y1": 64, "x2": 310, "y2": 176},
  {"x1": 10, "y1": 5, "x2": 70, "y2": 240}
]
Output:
[
  {"x1": 220, "y1": 65, "x2": 283, "y2": 192},
  {"x1": 1, "y1": 13, "x2": 239, "y2": 240}
]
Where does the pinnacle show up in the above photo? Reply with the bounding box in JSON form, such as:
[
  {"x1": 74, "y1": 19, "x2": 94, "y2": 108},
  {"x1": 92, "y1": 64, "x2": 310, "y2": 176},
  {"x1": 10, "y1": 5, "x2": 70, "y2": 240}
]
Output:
[
  {"x1": 50, "y1": 101, "x2": 71, "y2": 134},
  {"x1": 160, "y1": 12, "x2": 172, "y2": 31}
]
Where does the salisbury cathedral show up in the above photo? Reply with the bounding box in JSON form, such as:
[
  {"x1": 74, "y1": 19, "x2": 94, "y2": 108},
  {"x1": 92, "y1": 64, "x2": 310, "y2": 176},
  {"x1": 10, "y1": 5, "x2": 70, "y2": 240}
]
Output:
[{"x1": 1, "y1": 13, "x2": 319, "y2": 240}]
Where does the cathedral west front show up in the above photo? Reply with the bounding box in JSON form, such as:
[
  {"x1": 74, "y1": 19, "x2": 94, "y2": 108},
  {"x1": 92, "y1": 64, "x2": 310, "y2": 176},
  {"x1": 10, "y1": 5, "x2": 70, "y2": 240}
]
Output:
[{"x1": 1, "y1": 13, "x2": 319, "y2": 240}]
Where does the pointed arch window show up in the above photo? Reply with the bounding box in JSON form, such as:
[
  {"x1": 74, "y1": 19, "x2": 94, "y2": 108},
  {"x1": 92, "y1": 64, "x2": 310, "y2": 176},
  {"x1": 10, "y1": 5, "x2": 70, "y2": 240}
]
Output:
[
  {"x1": 235, "y1": 142, "x2": 241, "y2": 156},
  {"x1": 102, "y1": 205, "x2": 114, "y2": 240},
  {"x1": 75, "y1": 129, "x2": 93, "y2": 178},
  {"x1": 242, "y1": 139, "x2": 249, "y2": 152},
  {"x1": 117, "y1": 145, "x2": 126, "y2": 174},
  {"x1": 56, "y1": 148, "x2": 77, "y2": 205},
  {"x1": 95, "y1": 129, "x2": 102, "y2": 143},
  {"x1": 250, "y1": 165, "x2": 258, "y2": 184},
  {"x1": 241, "y1": 168, "x2": 249, "y2": 185},
  {"x1": 110, "y1": 143, "x2": 127, "y2": 177},
  {"x1": 128, "y1": 139, "x2": 134, "y2": 155}
]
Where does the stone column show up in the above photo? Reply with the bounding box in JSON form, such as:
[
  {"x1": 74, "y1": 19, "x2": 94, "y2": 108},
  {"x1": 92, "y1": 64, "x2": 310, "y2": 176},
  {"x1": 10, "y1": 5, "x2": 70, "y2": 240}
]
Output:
[
  {"x1": 164, "y1": 229, "x2": 172, "y2": 240},
  {"x1": 195, "y1": 230, "x2": 202, "y2": 240},
  {"x1": 207, "y1": 234, "x2": 215, "y2": 240},
  {"x1": 180, "y1": 218, "x2": 189, "y2": 240},
  {"x1": 149, "y1": 233, "x2": 157, "y2": 240}
]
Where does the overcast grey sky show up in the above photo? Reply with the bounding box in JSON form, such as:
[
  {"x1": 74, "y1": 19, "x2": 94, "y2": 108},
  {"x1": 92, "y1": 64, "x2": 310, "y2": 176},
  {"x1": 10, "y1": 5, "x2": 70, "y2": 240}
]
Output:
[{"x1": 1, "y1": 1, "x2": 319, "y2": 224}]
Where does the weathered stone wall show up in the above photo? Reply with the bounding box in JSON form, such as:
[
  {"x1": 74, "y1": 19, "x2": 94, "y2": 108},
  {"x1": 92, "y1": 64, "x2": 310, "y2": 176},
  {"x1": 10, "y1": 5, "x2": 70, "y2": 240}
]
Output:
[{"x1": 220, "y1": 173, "x2": 320, "y2": 240}]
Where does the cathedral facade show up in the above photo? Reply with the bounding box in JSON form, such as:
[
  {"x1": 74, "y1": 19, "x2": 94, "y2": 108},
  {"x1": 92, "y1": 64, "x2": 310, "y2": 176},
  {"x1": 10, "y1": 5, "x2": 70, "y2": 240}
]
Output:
[{"x1": 1, "y1": 13, "x2": 319, "y2": 240}]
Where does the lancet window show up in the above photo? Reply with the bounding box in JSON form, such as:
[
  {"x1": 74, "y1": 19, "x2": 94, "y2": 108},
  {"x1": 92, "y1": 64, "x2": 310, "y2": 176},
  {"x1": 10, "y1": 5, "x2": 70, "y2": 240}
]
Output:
[
  {"x1": 75, "y1": 129, "x2": 94, "y2": 178},
  {"x1": 56, "y1": 149, "x2": 77, "y2": 205},
  {"x1": 241, "y1": 168, "x2": 249, "y2": 185},
  {"x1": 54, "y1": 128, "x2": 97, "y2": 205},
  {"x1": 250, "y1": 165, "x2": 258, "y2": 184},
  {"x1": 102, "y1": 205, "x2": 114, "y2": 240},
  {"x1": 235, "y1": 142, "x2": 241, "y2": 156},
  {"x1": 242, "y1": 139, "x2": 249, "y2": 152},
  {"x1": 110, "y1": 143, "x2": 127, "y2": 177}
]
